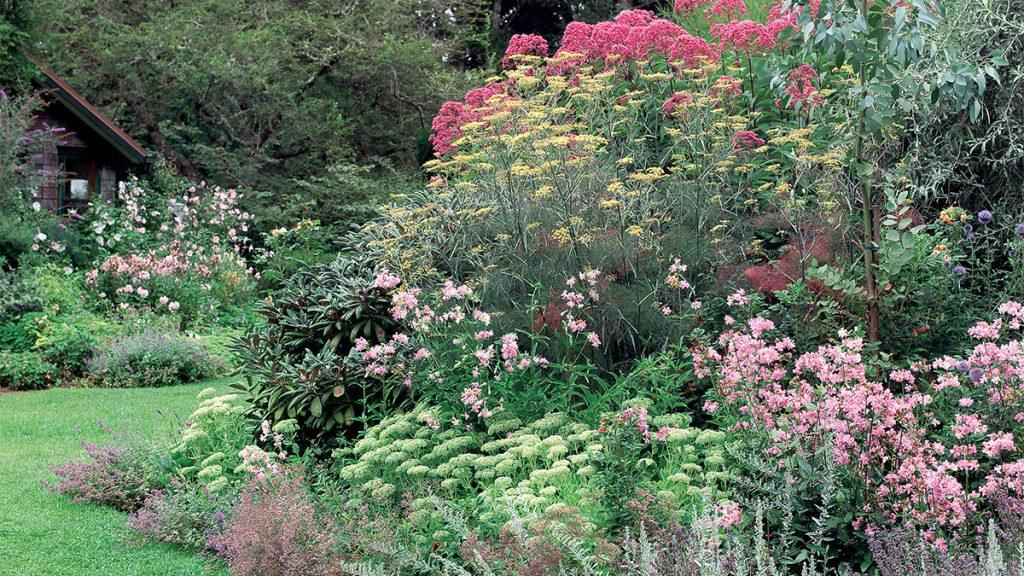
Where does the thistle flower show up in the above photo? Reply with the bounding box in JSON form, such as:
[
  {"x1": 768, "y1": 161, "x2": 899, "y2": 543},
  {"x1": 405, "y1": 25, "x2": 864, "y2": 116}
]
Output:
[{"x1": 978, "y1": 210, "x2": 993, "y2": 224}]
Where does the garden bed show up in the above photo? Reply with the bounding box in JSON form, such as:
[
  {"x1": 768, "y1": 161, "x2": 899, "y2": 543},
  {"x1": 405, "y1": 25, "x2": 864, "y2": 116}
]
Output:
[{"x1": 0, "y1": 380, "x2": 233, "y2": 576}]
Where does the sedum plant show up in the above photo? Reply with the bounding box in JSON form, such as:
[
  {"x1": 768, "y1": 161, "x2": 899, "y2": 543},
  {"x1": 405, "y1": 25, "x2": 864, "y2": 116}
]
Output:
[{"x1": 332, "y1": 402, "x2": 733, "y2": 539}]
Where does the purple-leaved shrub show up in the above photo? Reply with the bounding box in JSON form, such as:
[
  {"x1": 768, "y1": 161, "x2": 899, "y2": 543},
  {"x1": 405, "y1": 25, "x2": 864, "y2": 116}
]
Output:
[
  {"x1": 47, "y1": 425, "x2": 165, "y2": 511},
  {"x1": 211, "y1": 469, "x2": 341, "y2": 576}
]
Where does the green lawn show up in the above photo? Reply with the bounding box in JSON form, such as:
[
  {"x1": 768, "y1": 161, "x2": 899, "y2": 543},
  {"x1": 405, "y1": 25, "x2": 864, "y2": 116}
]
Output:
[{"x1": 0, "y1": 380, "x2": 234, "y2": 576}]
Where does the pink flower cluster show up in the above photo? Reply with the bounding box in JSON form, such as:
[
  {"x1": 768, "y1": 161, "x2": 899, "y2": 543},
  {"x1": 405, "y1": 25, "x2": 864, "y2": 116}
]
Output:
[
  {"x1": 561, "y1": 269, "x2": 603, "y2": 348},
  {"x1": 356, "y1": 273, "x2": 551, "y2": 425},
  {"x1": 662, "y1": 92, "x2": 695, "y2": 119},
  {"x1": 429, "y1": 82, "x2": 513, "y2": 156},
  {"x1": 696, "y1": 303, "x2": 1024, "y2": 539},
  {"x1": 731, "y1": 130, "x2": 765, "y2": 153},
  {"x1": 502, "y1": 34, "x2": 549, "y2": 68},
  {"x1": 554, "y1": 10, "x2": 718, "y2": 72},
  {"x1": 784, "y1": 64, "x2": 824, "y2": 110},
  {"x1": 710, "y1": 19, "x2": 776, "y2": 54},
  {"x1": 705, "y1": 0, "x2": 747, "y2": 18},
  {"x1": 673, "y1": 0, "x2": 711, "y2": 13},
  {"x1": 86, "y1": 179, "x2": 253, "y2": 314},
  {"x1": 428, "y1": 2, "x2": 831, "y2": 157}
]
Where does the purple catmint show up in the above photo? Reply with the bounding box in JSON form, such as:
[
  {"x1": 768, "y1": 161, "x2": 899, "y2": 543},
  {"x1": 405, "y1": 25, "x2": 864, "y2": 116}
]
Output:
[
  {"x1": 869, "y1": 526, "x2": 980, "y2": 576},
  {"x1": 47, "y1": 428, "x2": 160, "y2": 511}
]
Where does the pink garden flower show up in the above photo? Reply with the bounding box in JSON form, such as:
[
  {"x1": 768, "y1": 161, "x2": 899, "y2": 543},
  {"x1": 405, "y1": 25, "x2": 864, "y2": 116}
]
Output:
[{"x1": 502, "y1": 34, "x2": 549, "y2": 68}]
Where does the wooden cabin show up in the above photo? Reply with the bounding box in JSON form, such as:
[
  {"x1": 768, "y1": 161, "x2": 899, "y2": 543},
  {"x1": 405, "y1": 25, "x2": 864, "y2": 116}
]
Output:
[{"x1": 28, "y1": 62, "x2": 151, "y2": 212}]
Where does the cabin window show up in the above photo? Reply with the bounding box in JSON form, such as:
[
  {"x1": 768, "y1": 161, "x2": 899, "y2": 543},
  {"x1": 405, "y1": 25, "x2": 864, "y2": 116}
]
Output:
[{"x1": 58, "y1": 147, "x2": 98, "y2": 210}]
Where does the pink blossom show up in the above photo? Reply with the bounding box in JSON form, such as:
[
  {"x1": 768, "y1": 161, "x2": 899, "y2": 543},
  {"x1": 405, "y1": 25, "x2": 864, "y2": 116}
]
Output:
[
  {"x1": 372, "y1": 269, "x2": 402, "y2": 290},
  {"x1": 502, "y1": 34, "x2": 549, "y2": 68}
]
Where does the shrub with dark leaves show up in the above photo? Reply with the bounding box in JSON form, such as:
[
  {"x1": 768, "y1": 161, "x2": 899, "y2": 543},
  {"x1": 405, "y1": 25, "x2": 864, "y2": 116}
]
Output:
[{"x1": 232, "y1": 252, "x2": 399, "y2": 451}]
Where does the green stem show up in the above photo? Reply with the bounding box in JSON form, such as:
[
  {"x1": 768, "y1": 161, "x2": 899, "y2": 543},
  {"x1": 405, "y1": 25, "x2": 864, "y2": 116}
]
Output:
[{"x1": 854, "y1": 0, "x2": 880, "y2": 344}]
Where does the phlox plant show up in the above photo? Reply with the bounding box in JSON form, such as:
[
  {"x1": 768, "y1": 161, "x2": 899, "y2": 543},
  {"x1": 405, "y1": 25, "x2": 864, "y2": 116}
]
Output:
[
  {"x1": 356, "y1": 270, "x2": 559, "y2": 424},
  {"x1": 354, "y1": 265, "x2": 700, "y2": 424},
  {"x1": 695, "y1": 299, "x2": 1024, "y2": 558}
]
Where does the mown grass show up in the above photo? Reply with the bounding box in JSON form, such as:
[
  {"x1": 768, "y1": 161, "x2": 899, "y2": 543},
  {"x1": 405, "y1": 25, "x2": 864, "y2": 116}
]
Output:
[{"x1": 0, "y1": 379, "x2": 235, "y2": 576}]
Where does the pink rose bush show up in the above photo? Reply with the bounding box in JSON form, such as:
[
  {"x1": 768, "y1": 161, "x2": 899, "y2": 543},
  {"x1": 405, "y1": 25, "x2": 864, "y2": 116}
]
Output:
[{"x1": 695, "y1": 302, "x2": 1024, "y2": 545}]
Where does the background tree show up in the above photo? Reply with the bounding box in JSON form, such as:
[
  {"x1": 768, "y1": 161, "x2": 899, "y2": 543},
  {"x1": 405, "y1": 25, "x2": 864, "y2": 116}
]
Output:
[
  {"x1": 31, "y1": 0, "x2": 475, "y2": 233},
  {"x1": 0, "y1": 0, "x2": 37, "y2": 87}
]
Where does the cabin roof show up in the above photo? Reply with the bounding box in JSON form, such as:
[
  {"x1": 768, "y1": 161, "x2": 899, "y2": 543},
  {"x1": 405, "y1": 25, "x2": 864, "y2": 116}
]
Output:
[{"x1": 30, "y1": 59, "x2": 152, "y2": 166}]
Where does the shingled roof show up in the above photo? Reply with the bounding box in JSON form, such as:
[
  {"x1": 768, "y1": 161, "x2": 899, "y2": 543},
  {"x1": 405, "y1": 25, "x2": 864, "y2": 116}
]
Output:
[{"x1": 30, "y1": 59, "x2": 151, "y2": 166}]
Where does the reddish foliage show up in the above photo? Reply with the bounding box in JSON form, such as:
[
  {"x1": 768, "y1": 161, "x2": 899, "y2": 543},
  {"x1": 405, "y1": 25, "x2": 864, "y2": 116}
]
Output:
[
  {"x1": 744, "y1": 235, "x2": 832, "y2": 296},
  {"x1": 212, "y1": 470, "x2": 342, "y2": 576}
]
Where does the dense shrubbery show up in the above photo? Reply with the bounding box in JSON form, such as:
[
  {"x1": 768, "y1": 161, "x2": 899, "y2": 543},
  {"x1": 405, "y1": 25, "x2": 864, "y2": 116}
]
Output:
[
  {"x1": 41, "y1": 0, "x2": 1024, "y2": 575},
  {"x1": 232, "y1": 252, "x2": 399, "y2": 448},
  {"x1": 1, "y1": 109, "x2": 252, "y2": 388}
]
